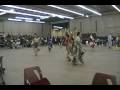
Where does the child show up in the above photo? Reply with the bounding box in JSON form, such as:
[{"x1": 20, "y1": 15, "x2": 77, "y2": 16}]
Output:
[{"x1": 48, "y1": 37, "x2": 53, "y2": 52}]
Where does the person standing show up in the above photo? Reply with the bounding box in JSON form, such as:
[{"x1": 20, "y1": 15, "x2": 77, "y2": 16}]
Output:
[
  {"x1": 89, "y1": 34, "x2": 95, "y2": 48},
  {"x1": 69, "y1": 33, "x2": 74, "y2": 55},
  {"x1": 108, "y1": 33, "x2": 113, "y2": 48},
  {"x1": 116, "y1": 35, "x2": 119, "y2": 47},
  {"x1": 32, "y1": 35, "x2": 40, "y2": 56},
  {"x1": 74, "y1": 32, "x2": 84, "y2": 64},
  {"x1": 48, "y1": 36, "x2": 53, "y2": 52},
  {"x1": 65, "y1": 33, "x2": 71, "y2": 61}
]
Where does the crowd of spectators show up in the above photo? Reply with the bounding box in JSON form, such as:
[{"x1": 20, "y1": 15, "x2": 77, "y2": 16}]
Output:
[{"x1": 0, "y1": 33, "x2": 66, "y2": 49}]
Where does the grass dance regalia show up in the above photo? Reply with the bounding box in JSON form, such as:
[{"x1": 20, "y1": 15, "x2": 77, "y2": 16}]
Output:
[
  {"x1": 32, "y1": 36, "x2": 40, "y2": 56},
  {"x1": 67, "y1": 32, "x2": 86, "y2": 65}
]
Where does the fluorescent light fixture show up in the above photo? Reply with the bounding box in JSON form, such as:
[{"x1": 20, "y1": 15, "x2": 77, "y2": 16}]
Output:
[
  {"x1": 16, "y1": 17, "x2": 33, "y2": 20},
  {"x1": 8, "y1": 18, "x2": 45, "y2": 23},
  {"x1": 76, "y1": 5, "x2": 102, "y2": 16},
  {"x1": 36, "y1": 19, "x2": 40, "y2": 21},
  {"x1": 8, "y1": 18, "x2": 22, "y2": 22},
  {"x1": 48, "y1": 5, "x2": 84, "y2": 16},
  {"x1": 2, "y1": 5, "x2": 74, "y2": 19},
  {"x1": 85, "y1": 15, "x2": 89, "y2": 17},
  {"x1": 0, "y1": 11, "x2": 6, "y2": 15},
  {"x1": 40, "y1": 17, "x2": 50, "y2": 19},
  {"x1": 112, "y1": 5, "x2": 120, "y2": 12},
  {"x1": 53, "y1": 26, "x2": 63, "y2": 29},
  {"x1": 0, "y1": 8, "x2": 50, "y2": 19},
  {"x1": 25, "y1": 20, "x2": 45, "y2": 23},
  {"x1": 9, "y1": 9, "x2": 15, "y2": 12}
]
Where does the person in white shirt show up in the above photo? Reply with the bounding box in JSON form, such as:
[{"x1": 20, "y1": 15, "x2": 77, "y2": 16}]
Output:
[
  {"x1": 15, "y1": 39, "x2": 21, "y2": 48},
  {"x1": 32, "y1": 35, "x2": 40, "y2": 56},
  {"x1": 108, "y1": 33, "x2": 113, "y2": 48},
  {"x1": 89, "y1": 34, "x2": 95, "y2": 48},
  {"x1": 116, "y1": 35, "x2": 119, "y2": 47},
  {"x1": 73, "y1": 32, "x2": 84, "y2": 64}
]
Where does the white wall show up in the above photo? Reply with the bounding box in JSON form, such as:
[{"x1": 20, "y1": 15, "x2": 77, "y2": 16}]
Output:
[
  {"x1": 0, "y1": 22, "x2": 4, "y2": 33},
  {"x1": 3, "y1": 21, "x2": 42, "y2": 35},
  {"x1": 0, "y1": 21, "x2": 51, "y2": 36},
  {"x1": 42, "y1": 23, "x2": 51, "y2": 37},
  {"x1": 70, "y1": 14, "x2": 120, "y2": 36}
]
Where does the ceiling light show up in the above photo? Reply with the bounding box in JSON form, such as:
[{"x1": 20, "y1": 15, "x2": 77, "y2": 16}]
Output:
[
  {"x1": 76, "y1": 5, "x2": 102, "y2": 16},
  {"x1": 0, "y1": 11, "x2": 6, "y2": 15},
  {"x1": 16, "y1": 17, "x2": 33, "y2": 20},
  {"x1": 85, "y1": 15, "x2": 89, "y2": 17},
  {"x1": 0, "y1": 8, "x2": 50, "y2": 19},
  {"x1": 8, "y1": 17, "x2": 45, "y2": 23},
  {"x1": 36, "y1": 19, "x2": 40, "y2": 21},
  {"x1": 48, "y1": 5, "x2": 84, "y2": 16},
  {"x1": 8, "y1": 18, "x2": 22, "y2": 22},
  {"x1": 40, "y1": 17, "x2": 49, "y2": 19},
  {"x1": 25, "y1": 20, "x2": 45, "y2": 23},
  {"x1": 112, "y1": 5, "x2": 120, "y2": 12},
  {"x1": 53, "y1": 26, "x2": 63, "y2": 29},
  {"x1": 2, "y1": 5, "x2": 74, "y2": 19},
  {"x1": 9, "y1": 9, "x2": 15, "y2": 12}
]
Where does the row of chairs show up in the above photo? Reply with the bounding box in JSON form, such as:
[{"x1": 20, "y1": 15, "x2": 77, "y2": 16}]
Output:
[
  {"x1": 0, "y1": 56, "x2": 5, "y2": 85},
  {"x1": 24, "y1": 66, "x2": 117, "y2": 85}
]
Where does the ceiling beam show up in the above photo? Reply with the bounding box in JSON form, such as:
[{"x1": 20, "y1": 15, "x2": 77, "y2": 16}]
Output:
[{"x1": 51, "y1": 20, "x2": 69, "y2": 24}]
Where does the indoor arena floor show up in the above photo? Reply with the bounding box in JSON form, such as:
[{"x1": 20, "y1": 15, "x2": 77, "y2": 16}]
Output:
[{"x1": 0, "y1": 46, "x2": 120, "y2": 85}]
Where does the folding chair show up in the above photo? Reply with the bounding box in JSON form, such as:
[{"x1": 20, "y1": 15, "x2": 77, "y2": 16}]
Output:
[
  {"x1": 0, "y1": 56, "x2": 5, "y2": 74},
  {"x1": 92, "y1": 73, "x2": 117, "y2": 85},
  {"x1": 0, "y1": 56, "x2": 5, "y2": 85},
  {"x1": 30, "y1": 78, "x2": 50, "y2": 85},
  {"x1": 24, "y1": 66, "x2": 50, "y2": 85}
]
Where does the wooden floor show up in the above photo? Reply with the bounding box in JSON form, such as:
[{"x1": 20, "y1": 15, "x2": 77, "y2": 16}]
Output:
[{"x1": 0, "y1": 46, "x2": 120, "y2": 85}]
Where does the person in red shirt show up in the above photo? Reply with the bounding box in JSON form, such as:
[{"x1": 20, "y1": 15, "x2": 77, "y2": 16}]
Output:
[
  {"x1": 65, "y1": 33, "x2": 74, "y2": 61},
  {"x1": 65, "y1": 33, "x2": 70, "y2": 61}
]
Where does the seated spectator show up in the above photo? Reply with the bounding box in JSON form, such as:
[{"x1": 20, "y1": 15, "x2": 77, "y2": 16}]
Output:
[{"x1": 15, "y1": 40, "x2": 21, "y2": 49}]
